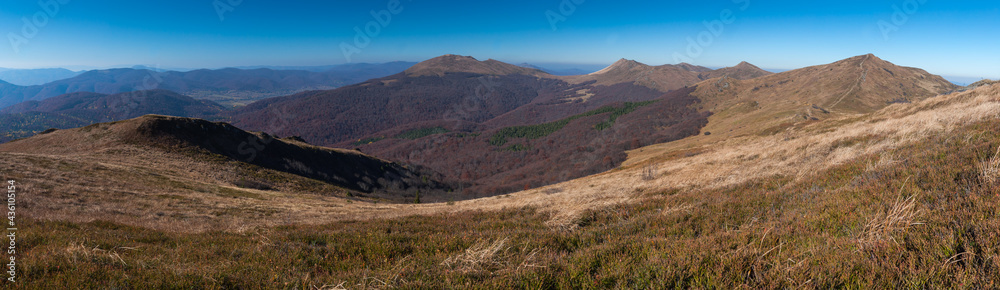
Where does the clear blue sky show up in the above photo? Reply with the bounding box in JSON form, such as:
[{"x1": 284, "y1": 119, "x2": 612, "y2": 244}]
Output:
[{"x1": 0, "y1": 0, "x2": 997, "y2": 79}]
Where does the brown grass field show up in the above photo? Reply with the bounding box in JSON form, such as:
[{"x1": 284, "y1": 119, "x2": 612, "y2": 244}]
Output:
[{"x1": 4, "y1": 83, "x2": 1000, "y2": 288}]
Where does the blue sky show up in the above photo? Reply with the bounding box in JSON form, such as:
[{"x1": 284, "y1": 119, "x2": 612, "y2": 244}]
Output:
[{"x1": 0, "y1": 0, "x2": 997, "y2": 81}]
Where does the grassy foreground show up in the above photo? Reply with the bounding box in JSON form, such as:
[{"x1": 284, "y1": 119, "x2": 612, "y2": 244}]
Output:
[{"x1": 18, "y1": 118, "x2": 1000, "y2": 288}]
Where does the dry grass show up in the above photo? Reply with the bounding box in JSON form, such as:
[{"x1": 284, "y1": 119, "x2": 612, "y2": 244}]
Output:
[
  {"x1": 4, "y1": 84, "x2": 999, "y2": 234},
  {"x1": 7, "y1": 83, "x2": 1000, "y2": 287},
  {"x1": 17, "y1": 111, "x2": 1000, "y2": 287},
  {"x1": 865, "y1": 152, "x2": 899, "y2": 172},
  {"x1": 978, "y1": 145, "x2": 1000, "y2": 186},
  {"x1": 857, "y1": 178, "x2": 923, "y2": 249},
  {"x1": 64, "y1": 242, "x2": 138, "y2": 268},
  {"x1": 440, "y1": 238, "x2": 546, "y2": 275}
]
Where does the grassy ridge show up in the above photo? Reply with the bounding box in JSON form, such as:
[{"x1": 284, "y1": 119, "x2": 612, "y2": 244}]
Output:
[
  {"x1": 20, "y1": 117, "x2": 1000, "y2": 288},
  {"x1": 488, "y1": 100, "x2": 657, "y2": 146}
]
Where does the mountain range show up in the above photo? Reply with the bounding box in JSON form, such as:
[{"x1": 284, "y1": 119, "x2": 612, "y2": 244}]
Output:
[
  {"x1": 7, "y1": 52, "x2": 997, "y2": 288},
  {"x1": 0, "y1": 67, "x2": 82, "y2": 86},
  {"x1": 0, "y1": 53, "x2": 960, "y2": 196},
  {"x1": 0, "y1": 62, "x2": 416, "y2": 109},
  {"x1": 220, "y1": 53, "x2": 952, "y2": 195}
]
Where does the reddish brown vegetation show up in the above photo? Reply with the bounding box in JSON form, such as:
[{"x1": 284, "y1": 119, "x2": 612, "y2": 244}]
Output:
[
  {"x1": 356, "y1": 87, "x2": 708, "y2": 196},
  {"x1": 228, "y1": 61, "x2": 711, "y2": 196}
]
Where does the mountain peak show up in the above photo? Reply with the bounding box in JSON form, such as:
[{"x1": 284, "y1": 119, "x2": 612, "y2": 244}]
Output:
[
  {"x1": 589, "y1": 58, "x2": 647, "y2": 75},
  {"x1": 404, "y1": 54, "x2": 546, "y2": 77},
  {"x1": 697, "y1": 61, "x2": 771, "y2": 80},
  {"x1": 838, "y1": 53, "x2": 884, "y2": 64},
  {"x1": 733, "y1": 61, "x2": 763, "y2": 70}
]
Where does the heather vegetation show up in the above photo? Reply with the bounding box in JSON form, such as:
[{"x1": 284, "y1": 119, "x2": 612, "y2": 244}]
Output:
[
  {"x1": 21, "y1": 117, "x2": 1000, "y2": 288},
  {"x1": 229, "y1": 73, "x2": 570, "y2": 145},
  {"x1": 488, "y1": 100, "x2": 657, "y2": 146},
  {"x1": 363, "y1": 87, "x2": 706, "y2": 195},
  {"x1": 228, "y1": 65, "x2": 691, "y2": 196},
  {"x1": 395, "y1": 126, "x2": 450, "y2": 140}
]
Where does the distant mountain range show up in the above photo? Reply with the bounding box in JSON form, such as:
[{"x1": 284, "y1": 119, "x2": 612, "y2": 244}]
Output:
[
  {"x1": 0, "y1": 68, "x2": 83, "y2": 86},
  {"x1": 234, "y1": 61, "x2": 417, "y2": 73},
  {"x1": 0, "y1": 62, "x2": 416, "y2": 109}
]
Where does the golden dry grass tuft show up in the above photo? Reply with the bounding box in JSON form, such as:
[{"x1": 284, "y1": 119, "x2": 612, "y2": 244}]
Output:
[
  {"x1": 440, "y1": 238, "x2": 546, "y2": 275},
  {"x1": 978, "y1": 145, "x2": 1000, "y2": 186},
  {"x1": 857, "y1": 178, "x2": 923, "y2": 249}
]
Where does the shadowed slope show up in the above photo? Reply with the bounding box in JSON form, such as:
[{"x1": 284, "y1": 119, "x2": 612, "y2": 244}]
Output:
[{"x1": 0, "y1": 115, "x2": 450, "y2": 196}]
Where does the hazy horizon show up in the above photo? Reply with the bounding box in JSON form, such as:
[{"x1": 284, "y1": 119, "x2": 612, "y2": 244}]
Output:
[{"x1": 1, "y1": 0, "x2": 997, "y2": 80}]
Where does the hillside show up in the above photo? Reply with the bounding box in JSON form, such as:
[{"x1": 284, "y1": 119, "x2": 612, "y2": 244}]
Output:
[
  {"x1": 228, "y1": 55, "x2": 714, "y2": 195},
  {"x1": 228, "y1": 54, "x2": 954, "y2": 196},
  {"x1": 0, "y1": 63, "x2": 416, "y2": 109},
  {"x1": 2, "y1": 114, "x2": 448, "y2": 196},
  {"x1": 15, "y1": 77, "x2": 1000, "y2": 289},
  {"x1": 701, "y1": 54, "x2": 956, "y2": 114},
  {"x1": 353, "y1": 87, "x2": 709, "y2": 195},
  {"x1": 1, "y1": 115, "x2": 453, "y2": 235},
  {"x1": 0, "y1": 90, "x2": 226, "y2": 143},
  {"x1": 626, "y1": 54, "x2": 959, "y2": 165}
]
